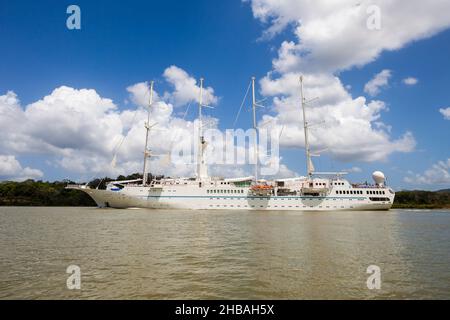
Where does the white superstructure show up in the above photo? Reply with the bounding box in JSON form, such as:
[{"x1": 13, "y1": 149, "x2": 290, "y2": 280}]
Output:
[{"x1": 67, "y1": 76, "x2": 395, "y2": 211}]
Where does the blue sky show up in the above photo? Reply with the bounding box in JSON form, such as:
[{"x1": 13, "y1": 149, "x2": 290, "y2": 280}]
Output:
[{"x1": 0, "y1": 0, "x2": 449, "y2": 190}]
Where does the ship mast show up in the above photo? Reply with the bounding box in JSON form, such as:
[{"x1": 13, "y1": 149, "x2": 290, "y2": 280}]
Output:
[
  {"x1": 142, "y1": 80, "x2": 154, "y2": 186},
  {"x1": 251, "y1": 76, "x2": 259, "y2": 183},
  {"x1": 196, "y1": 78, "x2": 208, "y2": 180},
  {"x1": 300, "y1": 76, "x2": 313, "y2": 178}
]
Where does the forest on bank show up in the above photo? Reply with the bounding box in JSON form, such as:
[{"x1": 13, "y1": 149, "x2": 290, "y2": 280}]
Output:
[{"x1": 0, "y1": 174, "x2": 449, "y2": 209}]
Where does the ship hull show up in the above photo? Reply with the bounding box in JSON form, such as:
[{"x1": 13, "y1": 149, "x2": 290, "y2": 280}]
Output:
[{"x1": 70, "y1": 186, "x2": 394, "y2": 211}]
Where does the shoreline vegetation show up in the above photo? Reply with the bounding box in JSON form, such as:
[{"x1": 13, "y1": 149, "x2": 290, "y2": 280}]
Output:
[{"x1": 0, "y1": 174, "x2": 449, "y2": 209}]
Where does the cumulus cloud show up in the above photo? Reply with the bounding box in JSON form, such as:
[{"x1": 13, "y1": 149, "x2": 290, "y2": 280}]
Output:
[
  {"x1": 258, "y1": 72, "x2": 415, "y2": 162},
  {"x1": 243, "y1": 0, "x2": 434, "y2": 164},
  {"x1": 0, "y1": 80, "x2": 198, "y2": 180},
  {"x1": 163, "y1": 65, "x2": 218, "y2": 107},
  {"x1": 248, "y1": 0, "x2": 450, "y2": 73},
  {"x1": 404, "y1": 159, "x2": 450, "y2": 185},
  {"x1": 364, "y1": 70, "x2": 392, "y2": 96},
  {"x1": 0, "y1": 155, "x2": 43, "y2": 181},
  {"x1": 403, "y1": 77, "x2": 419, "y2": 86},
  {"x1": 0, "y1": 66, "x2": 292, "y2": 180},
  {"x1": 440, "y1": 107, "x2": 450, "y2": 120}
]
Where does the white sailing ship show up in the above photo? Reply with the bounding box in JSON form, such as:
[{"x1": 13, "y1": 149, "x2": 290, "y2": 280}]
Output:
[{"x1": 67, "y1": 76, "x2": 395, "y2": 211}]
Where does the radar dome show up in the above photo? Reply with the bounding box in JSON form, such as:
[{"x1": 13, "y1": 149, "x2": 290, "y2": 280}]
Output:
[{"x1": 372, "y1": 171, "x2": 385, "y2": 185}]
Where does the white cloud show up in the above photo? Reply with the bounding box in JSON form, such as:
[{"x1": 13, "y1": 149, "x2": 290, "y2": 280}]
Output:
[
  {"x1": 404, "y1": 159, "x2": 450, "y2": 185},
  {"x1": 248, "y1": 0, "x2": 450, "y2": 73},
  {"x1": 126, "y1": 82, "x2": 161, "y2": 108},
  {"x1": 243, "y1": 0, "x2": 436, "y2": 164},
  {"x1": 258, "y1": 72, "x2": 415, "y2": 162},
  {"x1": 364, "y1": 69, "x2": 392, "y2": 96},
  {"x1": 0, "y1": 155, "x2": 43, "y2": 181},
  {"x1": 403, "y1": 77, "x2": 418, "y2": 86},
  {"x1": 345, "y1": 166, "x2": 363, "y2": 173},
  {"x1": 163, "y1": 65, "x2": 218, "y2": 107},
  {"x1": 0, "y1": 66, "x2": 294, "y2": 180},
  {"x1": 440, "y1": 107, "x2": 450, "y2": 120}
]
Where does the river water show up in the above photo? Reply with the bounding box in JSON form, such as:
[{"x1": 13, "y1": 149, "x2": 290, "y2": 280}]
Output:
[{"x1": 0, "y1": 207, "x2": 449, "y2": 299}]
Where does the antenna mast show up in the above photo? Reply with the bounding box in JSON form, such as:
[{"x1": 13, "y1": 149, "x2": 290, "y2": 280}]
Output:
[
  {"x1": 300, "y1": 76, "x2": 313, "y2": 178},
  {"x1": 142, "y1": 80, "x2": 154, "y2": 186},
  {"x1": 251, "y1": 76, "x2": 259, "y2": 183}
]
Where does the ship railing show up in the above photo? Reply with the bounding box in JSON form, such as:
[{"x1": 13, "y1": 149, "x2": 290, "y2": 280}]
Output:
[{"x1": 352, "y1": 184, "x2": 383, "y2": 188}]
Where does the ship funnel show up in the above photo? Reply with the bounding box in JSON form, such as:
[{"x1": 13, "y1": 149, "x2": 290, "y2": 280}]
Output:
[{"x1": 372, "y1": 171, "x2": 385, "y2": 186}]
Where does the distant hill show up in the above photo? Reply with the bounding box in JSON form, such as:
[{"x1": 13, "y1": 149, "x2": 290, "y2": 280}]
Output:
[{"x1": 437, "y1": 188, "x2": 450, "y2": 193}]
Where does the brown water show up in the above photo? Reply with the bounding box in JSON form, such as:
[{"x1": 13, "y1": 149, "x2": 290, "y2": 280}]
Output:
[{"x1": 0, "y1": 207, "x2": 449, "y2": 299}]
